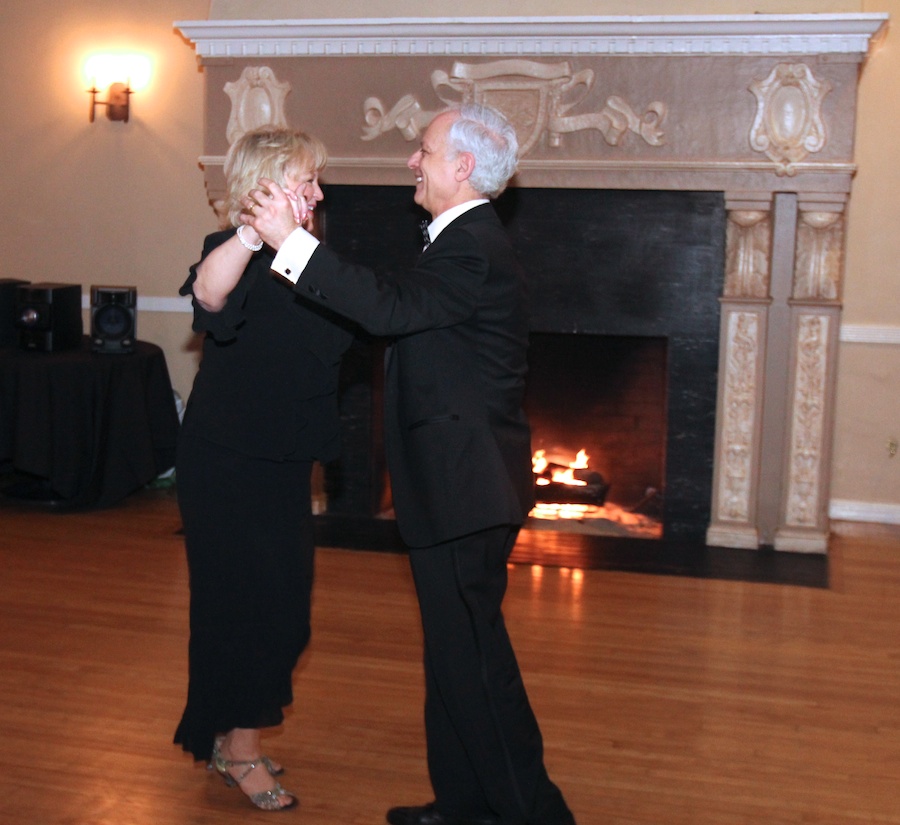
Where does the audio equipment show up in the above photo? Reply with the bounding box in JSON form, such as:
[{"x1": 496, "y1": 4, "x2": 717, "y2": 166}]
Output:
[
  {"x1": 16, "y1": 283, "x2": 83, "y2": 352},
  {"x1": 90, "y1": 285, "x2": 137, "y2": 354},
  {"x1": 0, "y1": 279, "x2": 29, "y2": 347}
]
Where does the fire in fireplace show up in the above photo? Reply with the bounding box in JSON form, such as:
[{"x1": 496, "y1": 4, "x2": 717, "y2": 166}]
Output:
[
  {"x1": 524, "y1": 332, "x2": 666, "y2": 539},
  {"x1": 531, "y1": 447, "x2": 612, "y2": 515}
]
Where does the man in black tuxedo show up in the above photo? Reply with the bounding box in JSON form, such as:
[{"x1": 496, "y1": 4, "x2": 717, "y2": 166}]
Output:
[{"x1": 243, "y1": 104, "x2": 576, "y2": 825}]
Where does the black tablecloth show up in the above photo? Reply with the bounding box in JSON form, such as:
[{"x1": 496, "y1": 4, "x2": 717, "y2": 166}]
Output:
[{"x1": 0, "y1": 337, "x2": 181, "y2": 508}]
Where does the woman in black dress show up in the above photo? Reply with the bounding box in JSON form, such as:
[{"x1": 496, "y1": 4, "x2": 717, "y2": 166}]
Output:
[{"x1": 173, "y1": 127, "x2": 353, "y2": 810}]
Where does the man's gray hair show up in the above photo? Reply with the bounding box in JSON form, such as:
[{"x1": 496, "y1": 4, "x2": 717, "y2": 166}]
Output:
[{"x1": 446, "y1": 103, "x2": 519, "y2": 198}]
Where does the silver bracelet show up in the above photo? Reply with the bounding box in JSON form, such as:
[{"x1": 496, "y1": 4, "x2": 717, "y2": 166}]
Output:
[{"x1": 236, "y1": 224, "x2": 263, "y2": 252}]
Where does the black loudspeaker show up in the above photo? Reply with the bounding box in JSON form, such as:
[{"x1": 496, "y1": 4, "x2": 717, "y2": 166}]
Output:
[
  {"x1": 91, "y1": 285, "x2": 137, "y2": 354},
  {"x1": 16, "y1": 282, "x2": 83, "y2": 352},
  {"x1": 0, "y1": 278, "x2": 29, "y2": 347}
]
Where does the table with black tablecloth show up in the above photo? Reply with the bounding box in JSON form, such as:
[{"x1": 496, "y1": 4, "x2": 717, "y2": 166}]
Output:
[{"x1": 0, "y1": 336, "x2": 181, "y2": 508}]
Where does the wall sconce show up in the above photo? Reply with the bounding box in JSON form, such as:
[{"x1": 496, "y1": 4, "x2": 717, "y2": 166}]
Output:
[
  {"x1": 89, "y1": 82, "x2": 132, "y2": 122},
  {"x1": 84, "y1": 53, "x2": 152, "y2": 124}
]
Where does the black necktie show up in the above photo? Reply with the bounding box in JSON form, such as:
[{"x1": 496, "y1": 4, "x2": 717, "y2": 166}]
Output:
[{"x1": 420, "y1": 220, "x2": 431, "y2": 249}]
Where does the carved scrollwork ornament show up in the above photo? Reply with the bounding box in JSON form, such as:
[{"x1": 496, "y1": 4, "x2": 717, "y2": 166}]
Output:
[
  {"x1": 725, "y1": 210, "x2": 771, "y2": 299},
  {"x1": 794, "y1": 211, "x2": 843, "y2": 301},
  {"x1": 362, "y1": 59, "x2": 666, "y2": 156},
  {"x1": 749, "y1": 63, "x2": 831, "y2": 176},
  {"x1": 784, "y1": 315, "x2": 829, "y2": 527},
  {"x1": 363, "y1": 95, "x2": 433, "y2": 144},
  {"x1": 224, "y1": 66, "x2": 292, "y2": 146},
  {"x1": 717, "y1": 311, "x2": 762, "y2": 522}
]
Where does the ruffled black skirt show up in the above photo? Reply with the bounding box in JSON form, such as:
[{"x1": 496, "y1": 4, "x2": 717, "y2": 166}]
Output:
[{"x1": 173, "y1": 434, "x2": 314, "y2": 761}]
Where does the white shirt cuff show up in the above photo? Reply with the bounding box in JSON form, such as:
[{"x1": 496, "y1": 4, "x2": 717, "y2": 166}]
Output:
[{"x1": 271, "y1": 228, "x2": 320, "y2": 284}]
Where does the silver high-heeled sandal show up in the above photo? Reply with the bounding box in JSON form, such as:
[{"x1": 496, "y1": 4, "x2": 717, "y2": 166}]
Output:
[
  {"x1": 213, "y1": 749, "x2": 298, "y2": 811},
  {"x1": 211, "y1": 735, "x2": 284, "y2": 777}
]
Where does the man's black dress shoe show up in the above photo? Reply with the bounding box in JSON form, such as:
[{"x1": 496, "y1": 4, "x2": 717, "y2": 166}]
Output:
[{"x1": 386, "y1": 802, "x2": 500, "y2": 825}]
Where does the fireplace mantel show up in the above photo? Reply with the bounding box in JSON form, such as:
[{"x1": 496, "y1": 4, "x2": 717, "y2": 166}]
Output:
[
  {"x1": 176, "y1": 14, "x2": 887, "y2": 190},
  {"x1": 175, "y1": 14, "x2": 888, "y2": 552}
]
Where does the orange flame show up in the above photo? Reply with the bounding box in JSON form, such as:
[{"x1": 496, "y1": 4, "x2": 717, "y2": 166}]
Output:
[{"x1": 532, "y1": 448, "x2": 590, "y2": 486}]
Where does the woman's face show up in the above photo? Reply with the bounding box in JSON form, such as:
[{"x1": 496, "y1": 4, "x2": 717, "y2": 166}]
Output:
[{"x1": 283, "y1": 166, "x2": 324, "y2": 219}]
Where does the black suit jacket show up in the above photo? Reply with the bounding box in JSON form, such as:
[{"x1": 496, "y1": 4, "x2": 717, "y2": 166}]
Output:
[{"x1": 294, "y1": 203, "x2": 534, "y2": 547}]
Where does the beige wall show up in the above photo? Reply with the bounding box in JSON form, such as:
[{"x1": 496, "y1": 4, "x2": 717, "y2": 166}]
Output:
[
  {"x1": 2, "y1": 0, "x2": 897, "y2": 524},
  {"x1": 835, "y1": 0, "x2": 900, "y2": 516},
  {"x1": 1, "y1": 0, "x2": 214, "y2": 400}
]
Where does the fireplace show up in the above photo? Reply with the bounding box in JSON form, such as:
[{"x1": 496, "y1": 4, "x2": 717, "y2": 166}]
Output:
[
  {"x1": 308, "y1": 185, "x2": 723, "y2": 549},
  {"x1": 176, "y1": 13, "x2": 888, "y2": 553}
]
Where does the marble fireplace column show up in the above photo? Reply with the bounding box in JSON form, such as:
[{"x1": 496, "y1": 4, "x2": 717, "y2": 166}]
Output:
[
  {"x1": 773, "y1": 197, "x2": 845, "y2": 552},
  {"x1": 706, "y1": 195, "x2": 774, "y2": 550}
]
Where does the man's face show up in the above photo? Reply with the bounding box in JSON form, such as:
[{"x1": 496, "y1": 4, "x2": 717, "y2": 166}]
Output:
[{"x1": 407, "y1": 111, "x2": 460, "y2": 219}]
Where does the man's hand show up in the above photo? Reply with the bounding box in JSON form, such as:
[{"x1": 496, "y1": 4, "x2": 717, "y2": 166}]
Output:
[{"x1": 240, "y1": 178, "x2": 309, "y2": 251}]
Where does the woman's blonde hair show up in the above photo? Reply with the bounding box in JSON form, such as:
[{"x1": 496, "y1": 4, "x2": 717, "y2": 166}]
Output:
[{"x1": 223, "y1": 126, "x2": 328, "y2": 227}]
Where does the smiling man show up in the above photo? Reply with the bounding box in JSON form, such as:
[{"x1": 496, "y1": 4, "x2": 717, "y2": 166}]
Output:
[{"x1": 243, "y1": 103, "x2": 577, "y2": 825}]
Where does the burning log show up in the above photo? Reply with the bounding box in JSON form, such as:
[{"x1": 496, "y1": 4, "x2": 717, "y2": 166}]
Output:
[
  {"x1": 534, "y1": 471, "x2": 610, "y2": 506},
  {"x1": 532, "y1": 450, "x2": 610, "y2": 506}
]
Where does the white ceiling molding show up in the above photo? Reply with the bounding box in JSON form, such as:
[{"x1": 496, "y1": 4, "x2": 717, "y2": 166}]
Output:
[{"x1": 175, "y1": 14, "x2": 888, "y2": 60}]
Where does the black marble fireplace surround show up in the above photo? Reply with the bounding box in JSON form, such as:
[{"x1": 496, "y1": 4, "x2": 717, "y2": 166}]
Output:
[{"x1": 311, "y1": 184, "x2": 828, "y2": 587}]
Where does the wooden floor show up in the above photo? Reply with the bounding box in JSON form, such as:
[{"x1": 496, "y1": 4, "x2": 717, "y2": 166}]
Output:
[{"x1": 1, "y1": 487, "x2": 899, "y2": 825}]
